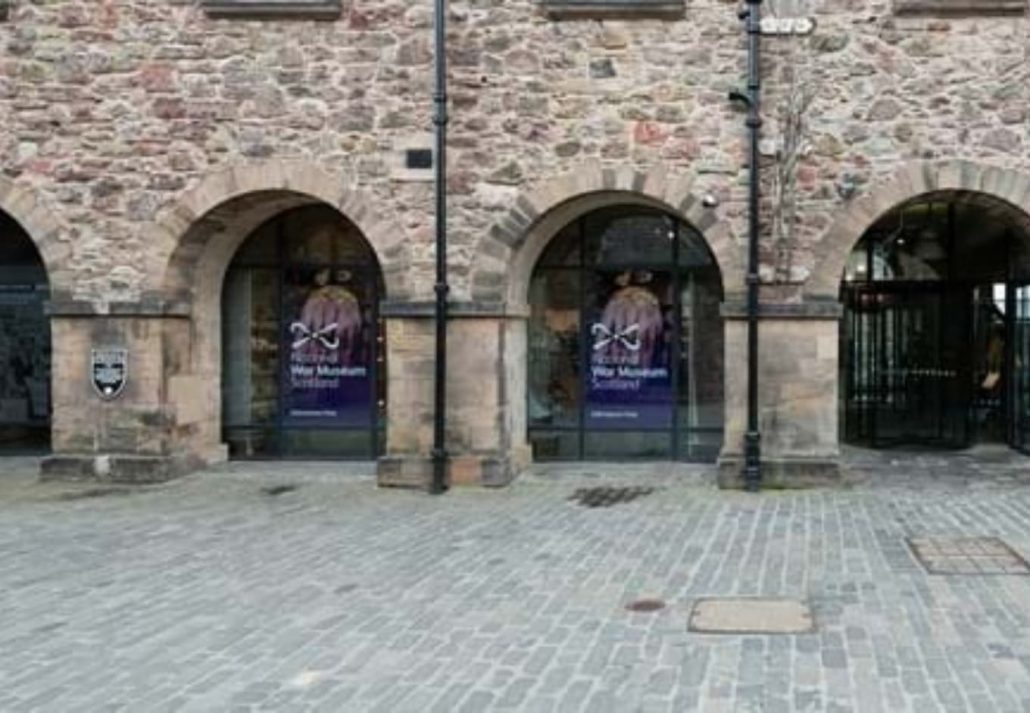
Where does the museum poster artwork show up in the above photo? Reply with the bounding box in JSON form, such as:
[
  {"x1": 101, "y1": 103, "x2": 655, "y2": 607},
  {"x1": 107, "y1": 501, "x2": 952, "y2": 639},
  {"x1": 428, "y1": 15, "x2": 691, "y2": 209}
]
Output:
[
  {"x1": 282, "y1": 269, "x2": 372, "y2": 427},
  {"x1": 585, "y1": 271, "x2": 674, "y2": 429}
]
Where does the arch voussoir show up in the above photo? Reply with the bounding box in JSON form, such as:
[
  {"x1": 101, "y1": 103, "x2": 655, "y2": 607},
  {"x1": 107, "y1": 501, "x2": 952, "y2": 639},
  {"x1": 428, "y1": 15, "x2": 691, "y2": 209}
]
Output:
[
  {"x1": 806, "y1": 160, "x2": 1030, "y2": 300},
  {"x1": 150, "y1": 159, "x2": 411, "y2": 303},
  {"x1": 0, "y1": 177, "x2": 67, "y2": 291},
  {"x1": 469, "y1": 163, "x2": 740, "y2": 307}
]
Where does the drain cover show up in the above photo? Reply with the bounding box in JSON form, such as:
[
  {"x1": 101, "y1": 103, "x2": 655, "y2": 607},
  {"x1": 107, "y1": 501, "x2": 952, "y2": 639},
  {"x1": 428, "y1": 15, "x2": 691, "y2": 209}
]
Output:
[
  {"x1": 688, "y1": 598, "x2": 815, "y2": 634},
  {"x1": 261, "y1": 484, "x2": 299, "y2": 497},
  {"x1": 626, "y1": 598, "x2": 666, "y2": 613},
  {"x1": 907, "y1": 537, "x2": 1030, "y2": 575},
  {"x1": 568, "y1": 486, "x2": 654, "y2": 508}
]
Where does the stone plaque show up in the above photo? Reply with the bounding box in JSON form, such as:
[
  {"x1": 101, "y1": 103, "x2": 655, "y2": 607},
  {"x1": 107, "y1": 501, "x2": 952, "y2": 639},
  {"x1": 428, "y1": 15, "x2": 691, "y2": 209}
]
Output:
[
  {"x1": 201, "y1": 0, "x2": 343, "y2": 19},
  {"x1": 539, "y1": 0, "x2": 684, "y2": 19},
  {"x1": 91, "y1": 348, "x2": 128, "y2": 400},
  {"x1": 894, "y1": 0, "x2": 1026, "y2": 13}
]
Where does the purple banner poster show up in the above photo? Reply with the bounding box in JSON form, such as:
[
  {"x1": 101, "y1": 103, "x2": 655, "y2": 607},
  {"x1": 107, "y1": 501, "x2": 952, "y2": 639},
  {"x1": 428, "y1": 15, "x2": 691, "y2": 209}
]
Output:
[
  {"x1": 282, "y1": 270, "x2": 372, "y2": 427},
  {"x1": 585, "y1": 272, "x2": 673, "y2": 429}
]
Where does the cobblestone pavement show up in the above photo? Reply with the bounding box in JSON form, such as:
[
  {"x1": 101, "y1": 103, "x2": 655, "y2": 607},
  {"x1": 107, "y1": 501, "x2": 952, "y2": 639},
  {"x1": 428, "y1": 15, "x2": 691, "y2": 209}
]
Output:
[{"x1": 2, "y1": 456, "x2": 1030, "y2": 712}]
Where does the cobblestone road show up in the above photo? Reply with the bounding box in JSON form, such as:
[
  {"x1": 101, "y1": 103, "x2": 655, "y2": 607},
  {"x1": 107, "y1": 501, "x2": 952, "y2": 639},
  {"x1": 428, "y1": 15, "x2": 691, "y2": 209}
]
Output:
[{"x1": 1, "y1": 456, "x2": 1030, "y2": 712}]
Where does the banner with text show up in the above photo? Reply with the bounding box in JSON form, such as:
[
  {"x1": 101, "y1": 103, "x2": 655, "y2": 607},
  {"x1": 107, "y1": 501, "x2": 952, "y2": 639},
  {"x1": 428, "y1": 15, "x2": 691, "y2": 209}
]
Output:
[
  {"x1": 585, "y1": 271, "x2": 673, "y2": 429},
  {"x1": 282, "y1": 269, "x2": 373, "y2": 427}
]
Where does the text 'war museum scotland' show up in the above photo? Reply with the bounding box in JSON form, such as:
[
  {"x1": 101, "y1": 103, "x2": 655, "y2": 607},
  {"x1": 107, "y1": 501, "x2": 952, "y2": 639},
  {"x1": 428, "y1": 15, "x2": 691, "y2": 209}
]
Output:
[{"x1": 1, "y1": 0, "x2": 1029, "y2": 488}]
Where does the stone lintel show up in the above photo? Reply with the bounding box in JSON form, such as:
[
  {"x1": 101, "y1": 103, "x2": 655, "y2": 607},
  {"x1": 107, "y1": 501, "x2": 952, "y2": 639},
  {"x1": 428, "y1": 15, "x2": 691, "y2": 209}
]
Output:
[
  {"x1": 46, "y1": 299, "x2": 191, "y2": 318},
  {"x1": 539, "y1": 0, "x2": 685, "y2": 19},
  {"x1": 721, "y1": 300, "x2": 843, "y2": 320},
  {"x1": 380, "y1": 300, "x2": 531, "y2": 319},
  {"x1": 201, "y1": 0, "x2": 343, "y2": 20}
]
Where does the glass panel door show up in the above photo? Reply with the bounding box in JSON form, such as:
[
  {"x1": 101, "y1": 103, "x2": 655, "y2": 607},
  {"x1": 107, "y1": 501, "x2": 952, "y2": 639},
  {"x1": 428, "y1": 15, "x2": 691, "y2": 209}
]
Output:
[
  {"x1": 222, "y1": 206, "x2": 383, "y2": 460},
  {"x1": 0, "y1": 279, "x2": 50, "y2": 452},
  {"x1": 527, "y1": 208, "x2": 724, "y2": 462},
  {"x1": 583, "y1": 268, "x2": 674, "y2": 459},
  {"x1": 1013, "y1": 283, "x2": 1030, "y2": 452}
]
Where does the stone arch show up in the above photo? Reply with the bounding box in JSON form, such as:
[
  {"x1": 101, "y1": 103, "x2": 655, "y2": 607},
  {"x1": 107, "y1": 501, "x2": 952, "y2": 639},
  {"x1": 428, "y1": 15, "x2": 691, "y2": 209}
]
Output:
[
  {"x1": 0, "y1": 176, "x2": 69, "y2": 290},
  {"x1": 145, "y1": 160, "x2": 410, "y2": 465},
  {"x1": 469, "y1": 162, "x2": 744, "y2": 308},
  {"x1": 150, "y1": 160, "x2": 411, "y2": 304},
  {"x1": 806, "y1": 160, "x2": 1030, "y2": 299}
]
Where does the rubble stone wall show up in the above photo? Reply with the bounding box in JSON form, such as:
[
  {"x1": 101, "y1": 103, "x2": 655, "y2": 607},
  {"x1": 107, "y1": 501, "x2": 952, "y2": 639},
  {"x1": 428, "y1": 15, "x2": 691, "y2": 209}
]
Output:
[
  {"x1": 2, "y1": 0, "x2": 1029, "y2": 482},
  {"x1": 1, "y1": 1, "x2": 1028, "y2": 299}
]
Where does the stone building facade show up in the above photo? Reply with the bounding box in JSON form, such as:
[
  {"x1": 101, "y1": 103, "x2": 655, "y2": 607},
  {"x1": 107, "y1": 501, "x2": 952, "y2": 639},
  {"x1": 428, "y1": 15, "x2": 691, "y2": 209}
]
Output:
[{"x1": 1, "y1": 0, "x2": 1029, "y2": 486}]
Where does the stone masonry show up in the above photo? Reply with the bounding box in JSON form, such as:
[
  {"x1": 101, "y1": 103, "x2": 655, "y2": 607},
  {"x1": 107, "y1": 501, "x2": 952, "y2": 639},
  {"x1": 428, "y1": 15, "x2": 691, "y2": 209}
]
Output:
[{"x1": 1, "y1": 0, "x2": 1030, "y2": 484}]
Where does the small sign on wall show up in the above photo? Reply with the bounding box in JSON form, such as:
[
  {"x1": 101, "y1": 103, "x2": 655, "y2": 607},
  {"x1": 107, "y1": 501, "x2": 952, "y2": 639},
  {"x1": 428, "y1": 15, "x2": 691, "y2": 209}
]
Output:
[
  {"x1": 760, "y1": 16, "x2": 816, "y2": 35},
  {"x1": 91, "y1": 348, "x2": 128, "y2": 400}
]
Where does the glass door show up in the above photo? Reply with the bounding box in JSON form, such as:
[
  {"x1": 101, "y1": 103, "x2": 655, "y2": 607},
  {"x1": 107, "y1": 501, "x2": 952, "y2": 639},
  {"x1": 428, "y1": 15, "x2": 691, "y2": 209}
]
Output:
[
  {"x1": 527, "y1": 207, "x2": 724, "y2": 462},
  {"x1": 1012, "y1": 283, "x2": 1030, "y2": 452},
  {"x1": 222, "y1": 206, "x2": 385, "y2": 460}
]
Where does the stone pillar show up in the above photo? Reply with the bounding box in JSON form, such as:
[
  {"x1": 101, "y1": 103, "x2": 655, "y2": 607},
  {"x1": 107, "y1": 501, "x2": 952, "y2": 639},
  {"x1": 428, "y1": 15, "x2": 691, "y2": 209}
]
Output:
[
  {"x1": 41, "y1": 298, "x2": 218, "y2": 482},
  {"x1": 376, "y1": 302, "x2": 532, "y2": 488},
  {"x1": 719, "y1": 300, "x2": 843, "y2": 487}
]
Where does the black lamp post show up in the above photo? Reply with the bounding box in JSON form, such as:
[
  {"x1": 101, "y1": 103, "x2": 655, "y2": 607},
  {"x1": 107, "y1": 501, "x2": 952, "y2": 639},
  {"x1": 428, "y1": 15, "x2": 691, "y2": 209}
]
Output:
[{"x1": 730, "y1": 0, "x2": 764, "y2": 491}]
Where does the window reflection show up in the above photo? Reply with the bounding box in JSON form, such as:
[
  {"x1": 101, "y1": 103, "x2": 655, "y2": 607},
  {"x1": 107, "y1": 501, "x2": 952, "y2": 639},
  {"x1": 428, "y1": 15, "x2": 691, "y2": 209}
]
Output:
[
  {"x1": 528, "y1": 207, "x2": 724, "y2": 462},
  {"x1": 0, "y1": 213, "x2": 50, "y2": 453},
  {"x1": 221, "y1": 206, "x2": 384, "y2": 460}
]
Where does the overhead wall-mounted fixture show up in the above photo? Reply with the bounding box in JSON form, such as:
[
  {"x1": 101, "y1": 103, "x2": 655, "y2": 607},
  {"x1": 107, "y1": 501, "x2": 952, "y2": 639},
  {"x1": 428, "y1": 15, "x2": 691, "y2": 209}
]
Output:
[{"x1": 837, "y1": 174, "x2": 858, "y2": 200}]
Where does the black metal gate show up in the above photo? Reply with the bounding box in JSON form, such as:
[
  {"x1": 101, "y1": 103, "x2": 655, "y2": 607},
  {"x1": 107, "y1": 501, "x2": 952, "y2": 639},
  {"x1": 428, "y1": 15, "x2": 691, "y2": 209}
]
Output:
[{"x1": 842, "y1": 283, "x2": 973, "y2": 448}]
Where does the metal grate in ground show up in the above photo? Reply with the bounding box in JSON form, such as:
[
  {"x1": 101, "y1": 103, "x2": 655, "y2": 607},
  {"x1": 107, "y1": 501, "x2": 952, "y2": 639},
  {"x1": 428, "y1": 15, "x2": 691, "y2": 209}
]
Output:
[
  {"x1": 907, "y1": 536, "x2": 1030, "y2": 575},
  {"x1": 568, "y1": 486, "x2": 655, "y2": 508}
]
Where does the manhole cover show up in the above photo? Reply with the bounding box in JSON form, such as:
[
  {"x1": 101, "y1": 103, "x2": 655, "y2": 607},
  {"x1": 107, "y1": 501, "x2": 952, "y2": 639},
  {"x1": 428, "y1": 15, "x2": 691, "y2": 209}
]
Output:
[
  {"x1": 568, "y1": 486, "x2": 655, "y2": 508},
  {"x1": 907, "y1": 537, "x2": 1030, "y2": 575},
  {"x1": 261, "y1": 484, "x2": 299, "y2": 497},
  {"x1": 626, "y1": 598, "x2": 666, "y2": 613},
  {"x1": 688, "y1": 598, "x2": 815, "y2": 634}
]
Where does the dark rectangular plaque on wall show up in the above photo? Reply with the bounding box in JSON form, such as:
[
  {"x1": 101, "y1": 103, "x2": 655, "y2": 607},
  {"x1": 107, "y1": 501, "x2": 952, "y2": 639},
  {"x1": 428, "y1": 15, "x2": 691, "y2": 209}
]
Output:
[
  {"x1": 894, "y1": 0, "x2": 1026, "y2": 13},
  {"x1": 202, "y1": 0, "x2": 343, "y2": 20},
  {"x1": 0, "y1": 1, "x2": 9, "y2": 21},
  {"x1": 539, "y1": 0, "x2": 684, "y2": 19}
]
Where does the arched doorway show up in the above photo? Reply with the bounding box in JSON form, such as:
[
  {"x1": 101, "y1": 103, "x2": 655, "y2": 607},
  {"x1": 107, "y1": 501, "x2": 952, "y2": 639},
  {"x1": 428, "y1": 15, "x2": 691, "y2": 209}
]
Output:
[
  {"x1": 840, "y1": 192, "x2": 1030, "y2": 452},
  {"x1": 221, "y1": 205, "x2": 385, "y2": 459},
  {"x1": 527, "y1": 205, "x2": 723, "y2": 461},
  {"x1": 0, "y1": 211, "x2": 50, "y2": 452}
]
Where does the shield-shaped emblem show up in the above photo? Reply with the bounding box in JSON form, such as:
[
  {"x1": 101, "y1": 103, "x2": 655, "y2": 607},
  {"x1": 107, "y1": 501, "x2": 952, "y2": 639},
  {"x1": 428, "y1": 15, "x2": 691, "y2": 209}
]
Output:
[{"x1": 91, "y1": 348, "x2": 128, "y2": 400}]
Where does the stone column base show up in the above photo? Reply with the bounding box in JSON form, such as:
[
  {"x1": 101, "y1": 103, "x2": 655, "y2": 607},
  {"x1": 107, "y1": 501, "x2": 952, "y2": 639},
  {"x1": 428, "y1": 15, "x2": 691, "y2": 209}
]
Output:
[
  {"x1": 40, "y1": 453, "x2": 206, "y2": 484},
  {"x1": 378, "y1": 447, "x2": 531, "y2": 489},
  {"x1": 717, "y1": 455, "x2": 842, "y2": 489}
]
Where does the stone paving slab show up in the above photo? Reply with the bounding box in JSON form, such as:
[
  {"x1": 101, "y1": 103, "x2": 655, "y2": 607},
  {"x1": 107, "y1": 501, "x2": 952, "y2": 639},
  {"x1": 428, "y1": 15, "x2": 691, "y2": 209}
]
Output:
[
  {"x1": 0, "y1": 458, "x2": 1029, "y2": 711},
  {"x1": 688, "y1": 598, "x2": 815, "y2": 635}
]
